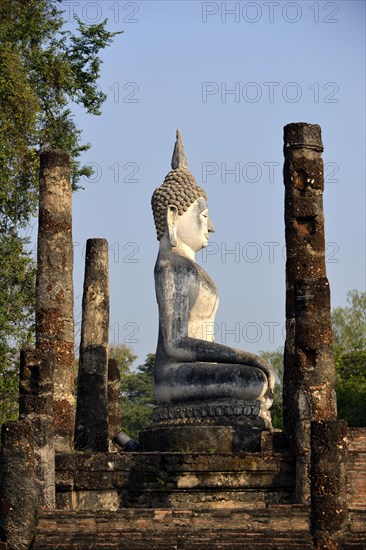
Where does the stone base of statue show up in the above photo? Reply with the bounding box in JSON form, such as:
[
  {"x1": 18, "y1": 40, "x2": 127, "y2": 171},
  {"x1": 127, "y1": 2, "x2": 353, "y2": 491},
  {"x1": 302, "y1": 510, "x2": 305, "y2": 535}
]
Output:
[{"x1": 139, "y1": 400, "x2": 272, "y2": 452}]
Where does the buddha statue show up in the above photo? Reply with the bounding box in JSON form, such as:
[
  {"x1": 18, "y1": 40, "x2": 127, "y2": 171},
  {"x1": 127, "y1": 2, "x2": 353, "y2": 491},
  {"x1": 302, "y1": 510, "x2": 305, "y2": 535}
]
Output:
[{"x1": 142, "y1": 130, "x2": 275, "y2": 451}]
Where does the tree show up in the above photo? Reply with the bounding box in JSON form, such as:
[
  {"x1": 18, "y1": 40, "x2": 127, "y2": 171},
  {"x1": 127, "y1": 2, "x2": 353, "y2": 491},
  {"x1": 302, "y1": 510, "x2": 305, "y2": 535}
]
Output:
[
  {"x1": 0, "y1": 0, "x2": 121, "y2": 427},
  {"x1": 335, "y1": 349, "x2": 366, "y2": 426},
  {"x1": 109, "y1": 346, "x2": 155, "y2": 440},
  {"x1": 332, "y1": 290, "x2": 366, "y2": 355},
  {"x1": 332, "y1": 290, "x2": 366, "y2": 426},
  {"x1": 0, "y1": 235, "x2": 36, "y2": 426}
]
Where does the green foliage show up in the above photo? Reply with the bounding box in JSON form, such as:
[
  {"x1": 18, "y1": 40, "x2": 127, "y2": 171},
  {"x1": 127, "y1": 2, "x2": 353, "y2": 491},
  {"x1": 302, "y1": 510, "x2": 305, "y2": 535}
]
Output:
[
  {"x1": 0, "y1": 0, "x2": 122, "y2": 196},
  {"x1": 0, "y1": 0, "x2": 121, "y2": 428},
  {"x1": 332, "y1": 291, "x2": 366, "y2": 426},
  {"x1": 259, "y1": 348, "x2": 284, "y2": 430},
  {"x1": 109, "y1": 347, "x2": 155, "y2": 440},
  {"x1": 335, "y1": 350, "x2": 366, "y2": 426},
  {"x1": 0, "y1": 364, "x2": 19, "y2": 426},
  {"x1": 332, "y1": 290, "x2": 366, "y2": 355},
  {"x1": 0, "y1": 234, "x2": 36, "y2": 426}
]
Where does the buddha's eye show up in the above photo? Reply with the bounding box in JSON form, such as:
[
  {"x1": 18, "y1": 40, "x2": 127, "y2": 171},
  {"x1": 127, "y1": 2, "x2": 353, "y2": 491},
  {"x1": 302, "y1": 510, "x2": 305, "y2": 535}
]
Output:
[{"x1": 201, "y1": 212, "x2": 208, "y2": 218}]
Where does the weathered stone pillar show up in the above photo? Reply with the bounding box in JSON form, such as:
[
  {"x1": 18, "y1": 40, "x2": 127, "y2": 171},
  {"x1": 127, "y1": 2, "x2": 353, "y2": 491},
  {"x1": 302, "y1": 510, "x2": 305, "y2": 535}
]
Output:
[
  {"x1": 74, "y1": 238, "x2": 110, "y2": 452},
  {"x1": 19, "y1": 349, "x2": 55, "y2": 508},
  {"x1": 108, "y1": 358, "x2": 122, "y2": 451},
  {"x1": 283, "y1": 123, "x2": 338, "y2": 501},
  {"x1": 0, "y1": 419, "x2": 37, "y2": 550},
  {"x1": 37, "y1": 151, "x2": 75, "y2": 453},
  {"x1": 311, "y1": 420, "x2": 348, "y2": 549}
]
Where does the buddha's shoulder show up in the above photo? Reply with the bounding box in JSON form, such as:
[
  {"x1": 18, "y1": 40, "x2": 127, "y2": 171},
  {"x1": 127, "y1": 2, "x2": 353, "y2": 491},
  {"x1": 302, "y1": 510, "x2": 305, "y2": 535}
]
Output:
[
  {"x1": 154, "y1": 251, "x2": 199, "y2": 276},
  {"x1": 154, "y1": 252, "x2": 216, "y2": 291}
]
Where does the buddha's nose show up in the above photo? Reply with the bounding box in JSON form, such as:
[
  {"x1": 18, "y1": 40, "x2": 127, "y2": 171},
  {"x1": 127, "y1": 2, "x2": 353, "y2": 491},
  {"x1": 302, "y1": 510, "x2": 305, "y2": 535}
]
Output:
[{"x1": 208, "y1": 217, "x2": 215, "y2": 233}]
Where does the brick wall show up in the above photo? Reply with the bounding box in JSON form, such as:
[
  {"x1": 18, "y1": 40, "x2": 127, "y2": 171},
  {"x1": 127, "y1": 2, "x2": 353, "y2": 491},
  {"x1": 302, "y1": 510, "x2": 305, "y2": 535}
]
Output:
[
  {"x1": 347, "y1": 427, "x2": 366, "y2": 508},
  {"x1": 33, "y1": 506, "x2": 312, "y2": 549}
]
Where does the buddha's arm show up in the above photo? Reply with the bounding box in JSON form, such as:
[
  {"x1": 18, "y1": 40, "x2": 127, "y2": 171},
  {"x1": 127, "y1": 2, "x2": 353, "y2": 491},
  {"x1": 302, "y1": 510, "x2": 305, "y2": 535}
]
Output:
[{"x1": 156, "y1": 260, "x2": 274, "y2": 390}]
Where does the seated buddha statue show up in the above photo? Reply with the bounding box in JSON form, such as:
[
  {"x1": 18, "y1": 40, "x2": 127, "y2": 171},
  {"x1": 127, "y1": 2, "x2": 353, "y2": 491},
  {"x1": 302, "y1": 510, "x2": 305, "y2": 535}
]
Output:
[{"x1": 147, "y1": 130, "x2": 274, "y2": 448}]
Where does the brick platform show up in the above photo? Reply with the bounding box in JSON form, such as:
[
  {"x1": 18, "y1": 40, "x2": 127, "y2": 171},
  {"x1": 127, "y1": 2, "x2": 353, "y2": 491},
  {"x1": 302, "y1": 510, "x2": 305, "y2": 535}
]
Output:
[
  {"x1": 28, "y1": 428, "x2": 366, "y2": 548},
  {"x1": 56, "y1": 451, "x2": 295, "y2": 510}
]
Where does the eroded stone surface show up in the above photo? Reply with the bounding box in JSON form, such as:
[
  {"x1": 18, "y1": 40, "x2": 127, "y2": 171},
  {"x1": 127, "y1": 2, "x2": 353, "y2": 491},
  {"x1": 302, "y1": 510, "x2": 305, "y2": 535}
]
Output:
[
  {"x1": 37, "y1": 151, "x2": 74, "y2": 453},
  {"x1": 311, "y1": 420, "x2": 348, "y2": 549},
  {"x1": 108, "y1": 358, "x2": 122, "y2": 451},
  {"x1": 54, "y1": 451, "x2": 296, "y2": 510},
  {"x1": 0, "y1": 419, "x2": 37, "y2": 550},
  {"x1": 283, "y1": 123, "x2": 348, "y2": 547},
  {"x1": 74, "y1": 238, "x2": 110, "y2": 452},
  {"x1": 283, "y1": 123, "x2": 338, "y2": 502}
]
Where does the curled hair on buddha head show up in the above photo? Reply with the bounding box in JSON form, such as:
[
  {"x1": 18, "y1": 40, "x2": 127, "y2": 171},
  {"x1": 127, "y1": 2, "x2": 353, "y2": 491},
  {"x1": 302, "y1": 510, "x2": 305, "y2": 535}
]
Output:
[{"x1": 151, "y1": 129, "x2": 207, "y2": 241}]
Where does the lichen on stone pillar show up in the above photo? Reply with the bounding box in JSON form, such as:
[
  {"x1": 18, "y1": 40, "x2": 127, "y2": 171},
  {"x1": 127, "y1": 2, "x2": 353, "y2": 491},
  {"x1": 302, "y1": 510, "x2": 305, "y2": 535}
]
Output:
[
  {"x1": 19, "y1": 348, "x2": 55, "y2": 509},
  {"x1": 37, "y1": 150, "x2": 75, "y2": 454},
  {"x1": 283, "y1": 122, "x2": 341, "y2": 507},
  {"x1": 0, "y1": 419, "x2": 38, "y2": 550}
]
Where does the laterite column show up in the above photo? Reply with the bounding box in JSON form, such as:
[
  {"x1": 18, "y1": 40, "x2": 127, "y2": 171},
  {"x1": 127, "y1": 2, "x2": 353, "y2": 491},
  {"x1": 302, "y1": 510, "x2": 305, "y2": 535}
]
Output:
[
  {"x1": 74, "y1": 238, "x2": 110, "y2": 452},
  {"x1": 37, "y1": 151, "x2": 75, "y2": 453},
  {"x1": 283, "y1": 123, "x2": 337, "y2": 499},
  {"x1": 283, "y1": 123, "x2": 348, "y2": 547}
]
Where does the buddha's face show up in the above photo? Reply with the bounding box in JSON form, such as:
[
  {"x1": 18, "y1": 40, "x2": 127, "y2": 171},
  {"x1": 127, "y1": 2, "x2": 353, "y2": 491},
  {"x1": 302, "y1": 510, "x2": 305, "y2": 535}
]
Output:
[{"x1": 175, "y1": 197, "x2": 215, "y2": 252}]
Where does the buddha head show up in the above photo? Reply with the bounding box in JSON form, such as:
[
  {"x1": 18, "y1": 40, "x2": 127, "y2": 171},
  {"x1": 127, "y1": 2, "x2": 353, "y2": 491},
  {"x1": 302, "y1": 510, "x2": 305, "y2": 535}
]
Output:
[{"x1": 151, "y1": 130, "x2": 215, "y2": 252}]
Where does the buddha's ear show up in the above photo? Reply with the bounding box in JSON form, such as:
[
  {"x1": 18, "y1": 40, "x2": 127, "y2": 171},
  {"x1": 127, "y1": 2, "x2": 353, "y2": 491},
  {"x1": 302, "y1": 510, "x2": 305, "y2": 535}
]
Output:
[{"x1": 166, "y1": 205, "x2": 178, "y2": 247}]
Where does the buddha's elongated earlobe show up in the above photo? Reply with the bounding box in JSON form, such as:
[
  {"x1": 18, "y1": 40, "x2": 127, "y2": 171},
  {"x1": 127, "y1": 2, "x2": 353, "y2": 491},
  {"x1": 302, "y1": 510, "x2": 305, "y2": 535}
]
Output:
[{"x1": 166, "y1": 205, "x2": 178, "y2": 247}]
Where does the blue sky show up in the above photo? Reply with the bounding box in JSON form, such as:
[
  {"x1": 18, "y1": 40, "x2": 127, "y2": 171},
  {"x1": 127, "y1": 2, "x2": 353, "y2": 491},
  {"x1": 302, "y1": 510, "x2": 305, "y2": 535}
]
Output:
[{"x1": 34, "y1": 0, "x2": 365, "y2": 364}]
